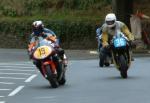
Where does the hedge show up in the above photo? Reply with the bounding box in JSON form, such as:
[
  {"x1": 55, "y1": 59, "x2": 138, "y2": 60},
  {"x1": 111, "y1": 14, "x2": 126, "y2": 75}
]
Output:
[
  {"x1": 0, "y1": 0, "x2": 111, "y2": 17},
  {"x1": 0, "y1": 18, "x2": 100, "y2": 49}
]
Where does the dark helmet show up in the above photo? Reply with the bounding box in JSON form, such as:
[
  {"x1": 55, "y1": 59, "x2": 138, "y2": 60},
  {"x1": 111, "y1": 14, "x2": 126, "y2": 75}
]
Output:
[{"x1": 32, "y1": 21, "x2": 44, "y2": 36}]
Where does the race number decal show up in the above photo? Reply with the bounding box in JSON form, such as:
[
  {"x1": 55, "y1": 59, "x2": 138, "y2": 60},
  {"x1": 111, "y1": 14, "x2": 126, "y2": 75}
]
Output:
[
  {"x1": 114, "y1": 38, "x2": 126, "y2": 48},
  {"x1": 39, "y1": 48, "x2": 46, "y2": 56},
  {"x1": 33, "y1": 46, "x2": 52, "y2": 59}
]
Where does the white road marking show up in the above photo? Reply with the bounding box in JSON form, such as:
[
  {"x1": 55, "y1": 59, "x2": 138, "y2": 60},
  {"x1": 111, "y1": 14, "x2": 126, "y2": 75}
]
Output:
[
  {"x1": 0, "y1": 96, "x2": 5, "y2": 98},
  {"x1": 89, "y1": 51, "x2": 98, "y2": 54},
  {"x1": 8, "y1": 86, "x2": 24, "y2": 96},
  {"x1": 25, "y1": 74, "x2": 37, "y2": 83},
  {"x1": 0, "y1": 66, "x2": 34, "y2": 69},
  {"x1": 0, "y1": 69, "x2": 35, "y2": 72},
  {"x1": 0, "y1": 63, "x2": 33, "y2": 66},
  {"x1": 0, "y1": 62, "x2": 32, "y2": 65},
  {"x1": 0, "y1": 72, "x2": 32, "y2": 75},
  {"x1": 0, "y1": 82, "x2": 15, "y2": 85},
  {"x1": 0, "y1": 101, "x2": 5, "y2": 103},
  {"x1": 0, "y1": 89, "x2": 11, "y2": 91},
  {"x1": 0, "y1": 77, "x2": 26, "y2": 80}
]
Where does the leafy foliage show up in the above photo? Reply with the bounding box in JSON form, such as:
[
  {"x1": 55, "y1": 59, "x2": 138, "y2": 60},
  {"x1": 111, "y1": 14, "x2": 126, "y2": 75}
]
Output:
[
  {"x1": 0, "y1": 18, "x2": 98, "y2": 49},
  {"x1": 0, "y1": 0, "x2": 111, "y2": 48},
  {"x1": 0, "y1": 0, "x2": 111, "y2": 16}
]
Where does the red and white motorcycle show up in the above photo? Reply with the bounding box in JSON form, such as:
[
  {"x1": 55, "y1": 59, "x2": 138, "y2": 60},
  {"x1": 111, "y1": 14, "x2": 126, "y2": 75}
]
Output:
[{"x1": 30, "y1": 39, "x2": 67, "y2": 88}]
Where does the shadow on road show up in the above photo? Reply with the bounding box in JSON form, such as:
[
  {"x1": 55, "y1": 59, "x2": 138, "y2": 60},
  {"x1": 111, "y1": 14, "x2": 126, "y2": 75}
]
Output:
[
  {"x1": 28, "y1": 83, "x2": 71, "y2": 90},
  {"x1": 102, "y1": 76, "x2": 141, "y2": 80}
]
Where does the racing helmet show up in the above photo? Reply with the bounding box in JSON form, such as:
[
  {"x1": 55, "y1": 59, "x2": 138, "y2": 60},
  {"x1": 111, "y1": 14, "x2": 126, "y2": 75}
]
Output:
[
  {"x1": 32, "y1": 21, "x2": 44, "y2": 36},
  {"x1": 105, "y1": 13, "x2": 117, "y2": 28}
]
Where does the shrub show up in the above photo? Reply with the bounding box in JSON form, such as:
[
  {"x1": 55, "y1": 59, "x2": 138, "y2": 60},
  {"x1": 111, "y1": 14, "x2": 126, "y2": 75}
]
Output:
[{"x1": 0, "y1": 18, "x2": 98, "y2": 49}]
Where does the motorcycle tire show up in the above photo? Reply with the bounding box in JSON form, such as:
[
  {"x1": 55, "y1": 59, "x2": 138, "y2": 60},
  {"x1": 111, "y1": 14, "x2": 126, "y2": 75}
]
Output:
[
  {"x1": 99, "y1": 53, "x2": 105, "y2": 67},
  {"x1": 45, "y1": 65, "x2": 59, "y2": 88},
  {"x1": 119, "y1": 55, "x2": 128, "y2": 78},
  {"x1": 104, "y1": 62, "x2": 110, "y2": 67},
  {"x1": 59, "y1": 74, "x2": 66, "y2": 85},
  {"x1": 57, "y1": 62, "x2": 66, "y2": 85}
]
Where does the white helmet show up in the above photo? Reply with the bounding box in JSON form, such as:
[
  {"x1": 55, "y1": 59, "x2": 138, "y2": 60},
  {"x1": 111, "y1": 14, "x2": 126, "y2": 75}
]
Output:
[
  {"x1": 105, "y1": 13, "x2": 116, "y2": 28},
  {"x1": 32, "y1": 21, "x2": 44, "y2": 36},
  {"x1": 32, "y1": 20, "x2": 44, "y2": 28}
]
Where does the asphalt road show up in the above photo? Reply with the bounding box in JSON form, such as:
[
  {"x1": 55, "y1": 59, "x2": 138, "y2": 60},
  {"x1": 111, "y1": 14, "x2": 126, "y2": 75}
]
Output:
[{"x1": 0, "y1": 49, "x2": 150, "y2": 103}]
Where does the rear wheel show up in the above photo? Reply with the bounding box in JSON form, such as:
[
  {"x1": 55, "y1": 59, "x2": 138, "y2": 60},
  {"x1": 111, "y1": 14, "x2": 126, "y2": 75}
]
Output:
[
  {"x1": 119, "y1": 55, "x2": 128, "y2": 78},
  {"x1": 58, "y1": 63, "x2": 66, "y2": 85},
  {"x1": 59, "y1": 74, "x2": 66, "y2": 85},
  {"x1": 45, "y1": 65, "x2": 59, "y2": 88}
]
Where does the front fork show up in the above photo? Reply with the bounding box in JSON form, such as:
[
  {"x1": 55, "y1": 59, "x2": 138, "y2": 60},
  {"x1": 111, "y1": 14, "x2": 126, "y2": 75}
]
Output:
[{"x1": 41, "y1": 61, "x2": 57, "y2": 78}]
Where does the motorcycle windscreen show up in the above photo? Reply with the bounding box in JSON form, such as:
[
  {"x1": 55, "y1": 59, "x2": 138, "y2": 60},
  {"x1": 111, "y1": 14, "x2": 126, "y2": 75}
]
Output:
[
  {"x1": 113, "y1": 37, "x2": 126, "y2": 48},
  {"x1": 33, "y1": 46, "x2": 53, "y2": 60}
]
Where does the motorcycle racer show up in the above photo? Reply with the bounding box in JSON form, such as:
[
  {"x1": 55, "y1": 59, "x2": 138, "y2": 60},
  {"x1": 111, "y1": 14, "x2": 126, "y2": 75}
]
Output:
[
  {"x1": 28, "y1": 20, "x2": 67, "y2": 75},
  {"x1": 101, "y1": 13, "x2": 134, "y2": 48},
  {"x1": 100, "y1": 13, "x2": 135, "y2": 62}
]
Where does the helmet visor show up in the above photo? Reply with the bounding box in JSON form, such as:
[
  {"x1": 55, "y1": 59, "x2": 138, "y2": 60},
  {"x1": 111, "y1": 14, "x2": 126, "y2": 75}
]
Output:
[
  {"x1": 33, "y1": 26, "x2": 43, "y2": 36},
  {"x1": 106, "y1": 20, "x2": 115, "y2": 25}
]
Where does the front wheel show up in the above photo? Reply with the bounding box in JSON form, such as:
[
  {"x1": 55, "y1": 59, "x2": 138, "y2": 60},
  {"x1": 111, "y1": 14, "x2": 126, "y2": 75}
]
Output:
[
  {"x1": 120, "y1": 71, "x2": 127, "y2": 78},
  {"x1": 104, "y1": 62, "x2": 110, "y2": 67},
  {"x1": 45, "y1": 65, "x2": 59, "y2": 88},
  {"x1": 119, "y1": 55, "x2": 128, "y2": 78}
]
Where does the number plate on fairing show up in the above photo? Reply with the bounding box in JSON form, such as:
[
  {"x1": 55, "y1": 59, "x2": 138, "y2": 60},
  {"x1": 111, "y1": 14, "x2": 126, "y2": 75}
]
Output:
[
  {"x1": 33, "y1": 46, "x2": 53, "y2": 60},
  {"x1": 114, "y1": 37, "x2": 126, "y2": 48}
]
